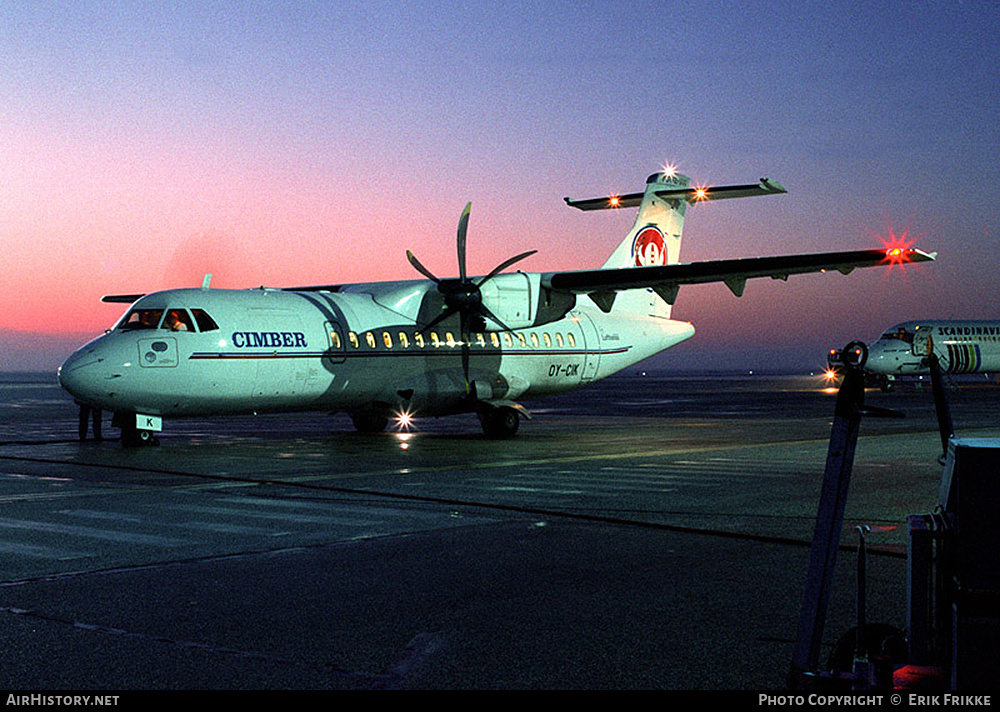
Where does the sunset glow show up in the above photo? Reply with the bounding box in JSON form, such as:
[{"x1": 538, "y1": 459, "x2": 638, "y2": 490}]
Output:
[{"x1": 1, "y1": 3, "x2": 995, "y2": 372}]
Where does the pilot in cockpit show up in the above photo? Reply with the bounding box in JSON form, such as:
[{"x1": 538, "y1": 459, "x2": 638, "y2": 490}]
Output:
[{"x1": 164, "y1": 310, "x2": 190, "y2": 331}]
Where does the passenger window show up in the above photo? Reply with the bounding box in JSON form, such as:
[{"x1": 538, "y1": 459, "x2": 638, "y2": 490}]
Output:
[
  {"x1": 556, "y1": 333, "x2": 564, "y2": 347},
  {"x1": 567, "y1": 333, "x2": 576, "y2": 347},
  {"x1": 516, "y1": 333, "x2": 527, "y2": 348},
  {"x1": 503, "y1": 333, "x2": 513, "y2": 347},
  {"x1": 430, "y1": 332, "x2": 441, "y2": 348},
  {"x1": 330, "y1": 330, "x2": 342, "y2": 349},
  {"x1": 365, "y1": 332, "x2": 376, "y2": 348},
  {"x1": 490, "y1": 333, "x2": 500, "y2": 348},
  {"x1": 414, "y1": 332, "x2": 425, "y2": 348},
  {"x1": 475, "y1": 333, "x2": 486, "y2": 347},
  {"x1": 164, "y1": 309, "x2": 194, "y2": 332},
  {"x1": 120, "y1": 308, "x2": 163, "y2": 331},
  {"x1": 445, "y1": 332, "x2": 456, "y2": 347},
  {"x1": 543, "y1": 333, "x2": 552, "y2": 348},
  {"x1": 349, "y1": 332, "x2": 360, "y2": 349},
  {"x1": 191, "y1": 309, "x2": 219, "y2": 332},
  {"x1": 398, "y1": 331, "x2": 409, "y2": 348},
  {"x1": 530, "y1": 333, "x2": 539, "y2": 348},
  {"x1": 383, "y1": 332, "x2": 393, "y2": 349}
]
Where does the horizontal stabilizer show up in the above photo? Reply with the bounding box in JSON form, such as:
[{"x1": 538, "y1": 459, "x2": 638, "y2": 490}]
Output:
[
  {"x1": 564, "y1": 192, "x2": 645, "y2": 211},
  {"x1": 101, "y1": 294, "x2": 146, "y2": 304},
  {"x1": 564, "y1": 178, "x2": 786, "y2": 211},
  {"x1": 655, "y1": 178, "x2": 786, "y2": 203}
]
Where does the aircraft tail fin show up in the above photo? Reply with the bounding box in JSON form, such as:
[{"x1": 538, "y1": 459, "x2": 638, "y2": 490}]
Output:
[{"x1": 564, "y1": 171, "x2": 787, "y2": 316}]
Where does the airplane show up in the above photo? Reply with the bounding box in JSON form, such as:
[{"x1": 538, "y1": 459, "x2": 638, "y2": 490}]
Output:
[
  {"x1": 827, "y1": 320, "x2": 1000, "y2": 390},
  {"x1": 58, "y1": 168, "x2": 935, "y2": 445}
]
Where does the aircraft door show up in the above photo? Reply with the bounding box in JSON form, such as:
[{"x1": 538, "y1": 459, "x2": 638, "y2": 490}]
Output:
[
  {"x1": 325, "y1": 321, "x2": 346, "y2": 363},
  {"x1": 911, "y1": 325, "x2": 932, "y2": 359},
  {"x1": 575, "y1": 312, "x2": 601, "y2": 381},
  {"x1": 912, "y1": 325, "x2": 976, "y2": 374}
]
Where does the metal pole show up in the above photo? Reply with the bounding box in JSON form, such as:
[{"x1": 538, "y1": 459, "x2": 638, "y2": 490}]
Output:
[
  {"x1": 926, "y1": 353, "x2": 954, "y2": 463},
  {"x1": 853, "y1": 525, "x2": 871, "y2": 689},
  {"x1": 789, "y1": 343, "x2": 867, "y2": 685}
]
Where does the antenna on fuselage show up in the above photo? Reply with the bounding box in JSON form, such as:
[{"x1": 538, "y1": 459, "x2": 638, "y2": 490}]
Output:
[{"x1": 201, "y1": 273, "x2": 212, "y2": 290}]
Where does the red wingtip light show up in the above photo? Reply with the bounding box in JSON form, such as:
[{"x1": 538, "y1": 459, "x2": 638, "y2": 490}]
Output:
[
  {"x1": 608, "y1": 195, "x2": 621, "y2": 208},
  {"x1": 692, "y1": 184, "x2": 709, "y2": 201},
  {"x1": 880, "y1": 228, "x2": 916, "y2": 268},
  {"x1": 885, "y1": 248, "x2": 913, "y2": 268}
]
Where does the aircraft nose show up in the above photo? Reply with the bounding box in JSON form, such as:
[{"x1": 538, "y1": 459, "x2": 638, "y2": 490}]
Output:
[
  {"x1": 58, "y1": 343, "x2": 113, "y2": 407},
  {"x1": 866, "y1": 340, "x2": 888, "y2": 362},
  {"x1": 863, "y1": 339, "x2": 900, "y2": 374}
]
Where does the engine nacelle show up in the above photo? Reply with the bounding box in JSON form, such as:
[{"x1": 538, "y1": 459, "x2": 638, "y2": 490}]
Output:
[{"x1": 478, "y1": 272, "x2": 575, "y2": 331}]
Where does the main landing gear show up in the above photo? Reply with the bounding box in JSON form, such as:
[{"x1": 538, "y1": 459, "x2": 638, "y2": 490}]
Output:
[
  {"x1": 81, "y1": 405, "x2": 523, "y2": 442},
  {"x1": 350, "y1": 411, "x2": 389, "y2": 433},
  {"x1": 349, "y1": 403, "x2": 523, "y2": 438},
  {"x1": 478, "y1": 405, "x2": 520, "y2": 439}
]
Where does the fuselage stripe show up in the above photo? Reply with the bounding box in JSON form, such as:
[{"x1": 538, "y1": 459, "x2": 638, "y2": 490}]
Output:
[{"x1": 188, "y1": 347, "x2": 633, "y2": 361}]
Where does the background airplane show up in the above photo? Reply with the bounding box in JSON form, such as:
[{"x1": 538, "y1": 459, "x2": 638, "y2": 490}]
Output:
[
  {"x1": 828, "y1": 320, "x2": 1000, "y2": 391},
  {"x1": 58, "y1": 169, "x2": 935, "y2": 444}
]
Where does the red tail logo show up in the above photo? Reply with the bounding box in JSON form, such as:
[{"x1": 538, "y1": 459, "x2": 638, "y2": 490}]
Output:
[{"x1": 633, "y1": 226, "x2": 666, "y2": 266}]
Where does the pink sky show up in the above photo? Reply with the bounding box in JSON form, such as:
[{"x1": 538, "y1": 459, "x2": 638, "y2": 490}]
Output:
[{"x1": 2, "y1": 2, "x2": 996, "y2": 372}]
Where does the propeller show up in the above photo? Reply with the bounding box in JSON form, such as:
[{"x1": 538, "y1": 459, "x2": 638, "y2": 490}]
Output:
[{"x1": 406, "y1": 202, "x2": 536, "y2": 389}]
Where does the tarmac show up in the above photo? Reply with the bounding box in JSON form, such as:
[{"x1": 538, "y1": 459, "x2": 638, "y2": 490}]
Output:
[{"x1": 0, "y1": 372, "x2": 996, "y2": 690}]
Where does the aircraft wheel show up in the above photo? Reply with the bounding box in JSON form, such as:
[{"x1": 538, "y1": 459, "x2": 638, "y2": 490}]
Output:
[
  {"x1": 122, "y1": 426, "x2": 159, "y2": 447},
  {"x1": 351, "y1": 411, "x2": 389, "y2": 433},
  {"x1": 480, "y1": 406, "x2": 519, "y2": 439}
]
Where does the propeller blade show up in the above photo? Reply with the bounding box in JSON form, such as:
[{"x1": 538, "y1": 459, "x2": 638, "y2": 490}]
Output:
[
  {"x1": 477, "y1": 250, "x2": 538, "y2": 285},
  {"x1": 418, "y1": 307, "x2": 458, "y2": 334},
  {"x1": 406, "y1": 250, "x2": 440, "y2": 283},
  {"x1": 459, "y1": 310, "x2": 471, "y2": 392},
  {"x1": 457, "y1": 202, "x2": 471, "y2": 282},
  {"x1": 478, "y1": 303, "x2": 516, "y2": 334},
  {"x1": 411, "y1": 200, "x2": 535, "y2": 389}
]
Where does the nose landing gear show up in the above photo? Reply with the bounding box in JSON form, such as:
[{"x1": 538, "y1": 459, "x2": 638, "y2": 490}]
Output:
[{"x1": 113, "y1": 412, "x2": 161, "y2": 447}]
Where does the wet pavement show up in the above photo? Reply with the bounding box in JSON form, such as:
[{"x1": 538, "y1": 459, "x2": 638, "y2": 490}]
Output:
[{"x1": 0, "y1": 371, "x2": 996, "y2": 689}]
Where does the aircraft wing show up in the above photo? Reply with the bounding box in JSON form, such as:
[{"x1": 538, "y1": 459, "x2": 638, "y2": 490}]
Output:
[{"x1": 541, "y1": 248, "x2": 936, "y2": 309}]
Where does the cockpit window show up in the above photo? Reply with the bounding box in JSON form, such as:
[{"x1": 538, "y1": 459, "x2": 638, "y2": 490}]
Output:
[
  {"x1": 119, "y1": 307, "x2": 207, "y2": 332},
  {"x1": 163, "y1": 309, "x2": 194, "y2": 332},
  {"x1": 880, "y1": 327, "x2": 913, "y2": 344},
  {"x1": 191, "y1": 309, "x2": 219, "y2": 332},
  {"x1": 120, "y1": 308, "x2": 164, "y2": 330}
]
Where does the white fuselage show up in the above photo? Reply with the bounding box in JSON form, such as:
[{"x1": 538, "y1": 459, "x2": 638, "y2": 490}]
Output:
[
  {"x1": 866, "y1": 320, "x2": 1000, "y2": 377},
  {"x1": 58, "y1": 282, "x2": 694, "y2": 421},
  {"x1": 57, "y1": 169, "x2": 929, "y2": 436}
]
